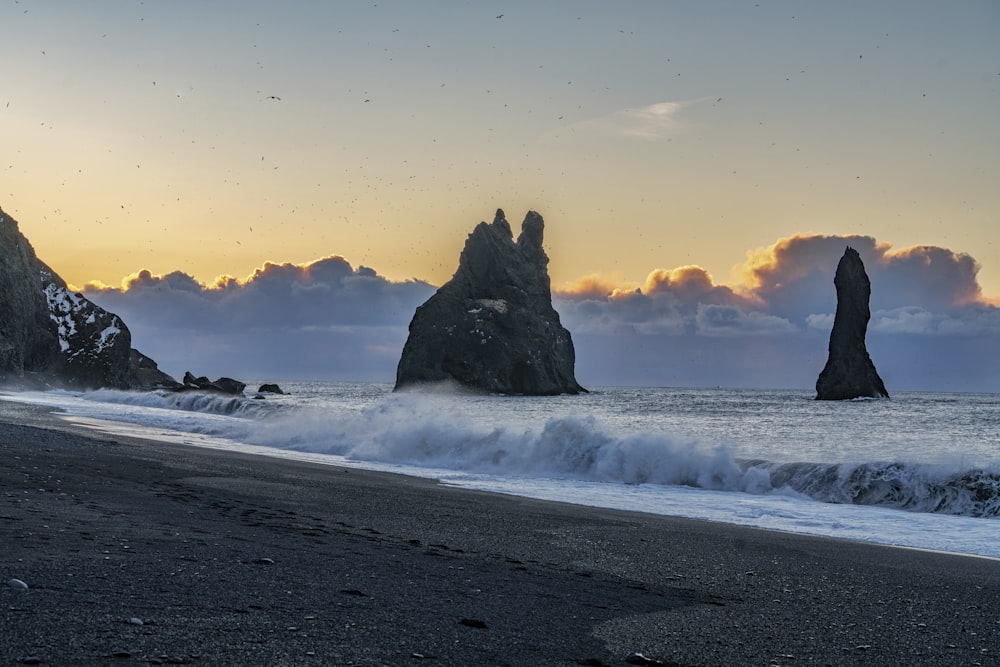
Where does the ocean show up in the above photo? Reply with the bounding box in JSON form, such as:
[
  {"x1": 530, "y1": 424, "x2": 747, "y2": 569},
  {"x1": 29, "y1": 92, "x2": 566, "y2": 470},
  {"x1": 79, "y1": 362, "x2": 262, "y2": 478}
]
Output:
[{"x1": 5, "y1": 383, "x2": 998, "y2": 559}]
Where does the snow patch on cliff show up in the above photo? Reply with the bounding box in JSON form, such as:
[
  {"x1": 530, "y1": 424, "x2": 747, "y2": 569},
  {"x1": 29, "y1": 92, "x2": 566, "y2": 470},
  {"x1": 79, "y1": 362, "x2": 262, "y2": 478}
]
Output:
[
  {"x1": 44, "y1": 281, "x2": 83, "y2": 352},
  {"x1": 42, "y1": 270, "x2": 122, "y2": 357}
]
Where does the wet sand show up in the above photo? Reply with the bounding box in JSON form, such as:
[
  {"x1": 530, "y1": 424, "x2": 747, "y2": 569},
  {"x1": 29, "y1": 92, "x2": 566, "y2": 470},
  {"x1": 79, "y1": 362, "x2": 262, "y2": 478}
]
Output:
[{"x1": 2, "y1": 399, "x2": 998, "y2": 666}]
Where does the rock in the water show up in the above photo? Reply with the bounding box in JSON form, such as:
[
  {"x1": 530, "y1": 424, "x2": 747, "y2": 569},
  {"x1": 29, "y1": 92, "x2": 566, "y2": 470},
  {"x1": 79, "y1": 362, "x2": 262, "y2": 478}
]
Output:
[
  {"x1": 211, "y1": 376, "x2": 246, "y2": 395},
  {"x1": 257, "y1": 383, "x2": 284, "y2": 394},
  {"x1": 816, "y1": 247, "x2": 889, "y2": 400},
  {"x1": 129, "y1": 349, "x2": 182, "y2": 390},
  {"x1": 395, "y1": 209, "x2": 584, "y2": 395},
  {"x1": 181, "y1": 371, "x2": 246, "y2": 395},
  {"x1": 0, "y1": 207, "x2": 177, "y2": 390}
]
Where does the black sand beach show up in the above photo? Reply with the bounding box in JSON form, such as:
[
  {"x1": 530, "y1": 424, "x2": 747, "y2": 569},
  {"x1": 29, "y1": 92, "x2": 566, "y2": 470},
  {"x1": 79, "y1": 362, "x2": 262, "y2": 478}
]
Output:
[{"x1": 2, "y1": 399, "x2": 998, "y2": 667}]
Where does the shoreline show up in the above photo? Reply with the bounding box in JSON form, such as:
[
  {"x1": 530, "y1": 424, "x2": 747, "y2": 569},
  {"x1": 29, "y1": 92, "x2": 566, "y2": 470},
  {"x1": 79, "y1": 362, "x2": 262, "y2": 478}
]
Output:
[
  {"x1": 2, "y1": 401, "x2": 999, "y2": 665},
  {"x1": 6, "y1": 390, "x2": 998, "y2": 562},
  {"x1": 14, "y1": 397, "x2": 1000, "y2": 559}
]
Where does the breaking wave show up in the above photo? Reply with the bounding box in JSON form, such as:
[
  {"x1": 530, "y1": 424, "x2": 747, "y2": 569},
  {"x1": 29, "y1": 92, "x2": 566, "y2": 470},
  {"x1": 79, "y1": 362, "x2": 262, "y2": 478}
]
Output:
[
  {"x1": 34, "y1": 388, "x2": 1000, "y2": 519},
  {"x1": 235, "y1": 392, "x2": 1000, "y2": 519},
  {"x1": 81, "y1": 388, "x2": 273, "y2": 418},
  {"x1": 749, "y1": 460, "x2": 1000, "y2": 517}
]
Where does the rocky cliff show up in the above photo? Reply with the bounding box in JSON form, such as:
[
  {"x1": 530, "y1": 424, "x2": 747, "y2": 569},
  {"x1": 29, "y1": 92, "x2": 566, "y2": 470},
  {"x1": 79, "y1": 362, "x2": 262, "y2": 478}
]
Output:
[
  {"x1": 816, "y1": 247, "x2": 889, "y2": 400},
  {"x1": 0, "y1": 208, "x2": 176, "y2": 390},
  {"x1": 395, "y1": 209, "x2": 584, "y2": 395}
]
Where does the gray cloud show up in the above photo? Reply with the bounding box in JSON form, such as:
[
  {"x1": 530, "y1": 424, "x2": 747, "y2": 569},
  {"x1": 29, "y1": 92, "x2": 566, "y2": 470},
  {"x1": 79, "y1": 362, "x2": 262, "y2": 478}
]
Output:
[
  {"x1": 554, "y1": 234, "x2": 1000, "y2": 391},
  {"x1": 739, "y1": 235, "x2": 988, "y2": 321},
  {"x1": 694, "y1": 304, "x2": 798, "y2": 338},
  {"x1": 85, "y1": 257, "x2": 434, "y2": 382},
  {"x1": 85, "y1": 236, "x2": 1000, "y2": 392}
]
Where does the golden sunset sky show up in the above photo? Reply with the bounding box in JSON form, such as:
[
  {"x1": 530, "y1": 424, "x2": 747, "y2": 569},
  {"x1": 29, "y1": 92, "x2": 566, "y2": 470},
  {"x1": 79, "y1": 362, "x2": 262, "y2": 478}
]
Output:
[{"x1": 3, "y1": 1, "x2": 999, "y2": 299}]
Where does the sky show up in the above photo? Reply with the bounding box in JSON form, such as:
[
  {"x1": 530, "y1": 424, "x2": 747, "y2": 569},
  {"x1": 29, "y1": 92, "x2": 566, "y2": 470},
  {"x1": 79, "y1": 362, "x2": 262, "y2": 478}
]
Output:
[{"x1": 2, "y1": 1, "x2": 999, "y2": 391}]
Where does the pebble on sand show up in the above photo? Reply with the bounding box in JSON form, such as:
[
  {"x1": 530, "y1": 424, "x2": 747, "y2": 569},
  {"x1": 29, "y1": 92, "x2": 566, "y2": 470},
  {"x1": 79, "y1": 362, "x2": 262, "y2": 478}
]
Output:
[{"x1": 7, "y1": 578, "x2": 28, "y2": 590}]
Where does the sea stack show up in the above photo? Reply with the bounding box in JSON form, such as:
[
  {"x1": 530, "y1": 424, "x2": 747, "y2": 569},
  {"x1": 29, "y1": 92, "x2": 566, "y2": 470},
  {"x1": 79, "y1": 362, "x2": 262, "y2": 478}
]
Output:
[
  {"x1": 395, "y1": 209, "x2": 584, "y2": 395},
  {"x1": 815, "y1": 247, "x2": 889, "y2": 400},
  {"x1": 0, "y1": 207, "x2": 176, "y2": 390}
]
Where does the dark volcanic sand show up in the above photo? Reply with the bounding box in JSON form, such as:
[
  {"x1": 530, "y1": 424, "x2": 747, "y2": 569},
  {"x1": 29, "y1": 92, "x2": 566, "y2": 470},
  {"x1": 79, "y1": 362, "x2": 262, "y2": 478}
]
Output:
[{"x1": 1, "y1": 398, "x2": 998, "y2": 666}]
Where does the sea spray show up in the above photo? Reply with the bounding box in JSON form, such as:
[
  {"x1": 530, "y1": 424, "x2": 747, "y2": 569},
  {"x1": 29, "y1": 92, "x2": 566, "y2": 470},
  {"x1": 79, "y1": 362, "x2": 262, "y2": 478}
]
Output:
[
  {"x1": 6, "y1": 386, "x2": 998, "y2": 526},
  {"x1": 251, "y1": 392, "x2": 781, "y2": 494}
]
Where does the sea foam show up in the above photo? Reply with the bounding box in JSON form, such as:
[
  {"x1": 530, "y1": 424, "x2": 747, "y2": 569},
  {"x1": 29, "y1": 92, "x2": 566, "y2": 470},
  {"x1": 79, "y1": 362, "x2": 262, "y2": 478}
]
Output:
[
  {"x1": 237, "y1": 392, "x2": 1000, "y2": 517},
  {"x1": 7, "y1": 387, "x2": 999, "y2": 520},
  {"x1": 5, "y1": 385, "x2": 999, "y2": 558}
]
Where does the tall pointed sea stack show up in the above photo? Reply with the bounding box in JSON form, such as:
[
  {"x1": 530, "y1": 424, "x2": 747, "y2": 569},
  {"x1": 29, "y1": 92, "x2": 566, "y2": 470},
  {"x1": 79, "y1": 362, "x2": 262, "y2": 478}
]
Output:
[
  {"x1": 395, "y1": 209, "x2": 584, "y2": 395},
  {"x1": 815, "y1": 247, "x2": 889, "y2": 400}
]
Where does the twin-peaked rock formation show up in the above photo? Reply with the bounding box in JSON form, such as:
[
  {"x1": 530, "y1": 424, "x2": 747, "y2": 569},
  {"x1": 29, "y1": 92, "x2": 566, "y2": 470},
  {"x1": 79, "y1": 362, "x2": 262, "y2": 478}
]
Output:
[
  {"x1": 395, "y1": 209, "x2": 584, "y2": 395},
  {"x1": 816, "y1": 247, "x2": 889, "y2": 400},
  {"x1": 0, "y1": 208, "x2": 174, "y2": 390}
]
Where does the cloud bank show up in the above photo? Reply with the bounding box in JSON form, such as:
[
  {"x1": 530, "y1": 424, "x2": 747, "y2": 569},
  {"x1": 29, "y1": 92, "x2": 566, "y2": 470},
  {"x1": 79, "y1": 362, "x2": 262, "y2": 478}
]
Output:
[
  {"x1": 83, "y1": 235, "x2": 1000, "y2": 392},
  {"x1": 556, "y1": 235, "x2": 1000, "y2": 391},
  {"x1": 84, "y1": 257, "x2": 435, "y2": 382}
]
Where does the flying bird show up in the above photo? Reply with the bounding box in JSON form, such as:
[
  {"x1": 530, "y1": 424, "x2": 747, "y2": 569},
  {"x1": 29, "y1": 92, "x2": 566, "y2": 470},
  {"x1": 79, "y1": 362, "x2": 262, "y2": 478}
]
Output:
[{"x1": 265, "y1": 95, "x2": 282, "y2": 101}]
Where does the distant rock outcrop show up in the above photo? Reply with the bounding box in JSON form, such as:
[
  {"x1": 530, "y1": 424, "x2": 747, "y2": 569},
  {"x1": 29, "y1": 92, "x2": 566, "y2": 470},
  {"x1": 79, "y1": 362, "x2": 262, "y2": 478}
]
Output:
[
  {"x1": 130, "y1": 350, "x2": 181, "y2": 391},
  {"x1": 0, "y1": 207, "x2": 177, "y2": 390},
  {"x1": 816, "y1": 247, "x2": 889, "y2": 400},
  {"x1": 395, "y1": 209, "x2": 584, "y2": 395},
  {"x1": 181, "y1": 372, "x2": 247, "y2": 395}
]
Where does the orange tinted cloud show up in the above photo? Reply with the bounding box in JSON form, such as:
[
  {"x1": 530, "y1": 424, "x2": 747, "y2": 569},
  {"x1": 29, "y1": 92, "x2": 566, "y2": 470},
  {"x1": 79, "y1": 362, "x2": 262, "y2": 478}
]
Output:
[
  {"x1": 120, "y1": 269, "x2": 203, "y2": 293},
  {"x1": 643, "y1": 265, "x2": 743, "y2": 308},
  {"x1": 557, "y1": 266, "x2": 739, "y2": 307},
  {"x1": 556, "y1": 274, "x2": 635, "y2": 299},
  {"x1": 645, "y1": 266, "x2": 712, "y2": 293},
  {"x1": 736, "y1": 234, "x2": 889, "y2": 293},
  {"x1": 735, "y1": 234, "x2": 988, "y2": 314},
  {"x1": 556, "y1": 265, "x2": 745, "y2": 322},
  {"x1": 552, "y1": 233, "x2": 1000, "y2": 346},
  {"x1": 103, "y1": 256, "x2": 362, "y2": 294}
]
